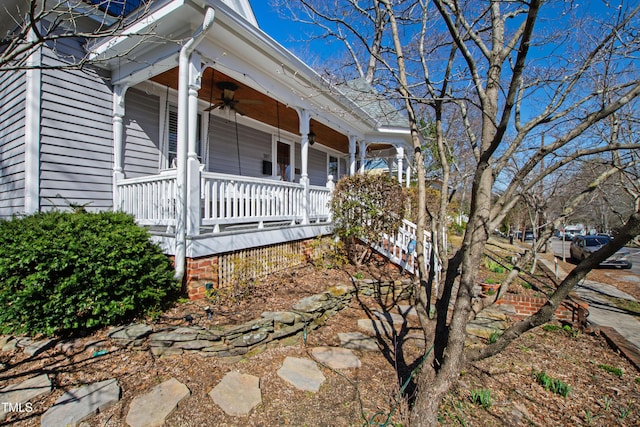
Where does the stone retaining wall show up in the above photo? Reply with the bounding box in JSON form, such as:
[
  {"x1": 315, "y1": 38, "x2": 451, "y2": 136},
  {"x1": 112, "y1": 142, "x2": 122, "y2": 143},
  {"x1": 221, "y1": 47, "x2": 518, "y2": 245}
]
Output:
[{"x1": 108, "y1": 279, "x2": 414, "y2": 357}]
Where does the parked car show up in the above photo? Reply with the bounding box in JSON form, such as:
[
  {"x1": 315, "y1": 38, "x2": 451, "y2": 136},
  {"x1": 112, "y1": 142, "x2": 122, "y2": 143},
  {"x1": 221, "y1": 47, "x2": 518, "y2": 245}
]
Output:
[
  {"x1": 569, "y1": 235, "x2": 633, "y2": 269},
  {"x1": 563, "y1": 225, "x2": 585, "y2": 241}
]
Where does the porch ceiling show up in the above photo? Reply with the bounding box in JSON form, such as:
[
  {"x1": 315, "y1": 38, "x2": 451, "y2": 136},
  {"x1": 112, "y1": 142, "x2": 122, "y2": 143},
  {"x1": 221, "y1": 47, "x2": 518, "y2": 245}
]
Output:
[{"x1": 151, "y1": 68, "x2": 350, "y2": 153}]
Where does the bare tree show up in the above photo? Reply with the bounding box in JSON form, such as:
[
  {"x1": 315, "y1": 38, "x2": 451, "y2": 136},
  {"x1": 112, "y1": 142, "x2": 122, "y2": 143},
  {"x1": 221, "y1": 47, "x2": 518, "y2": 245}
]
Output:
[
  {"x1": 291, "y1": 0, "x2": 640, "y2": 424},
  {"x1": 0, "y1": 0, "x2": 155, "y2": 71}
]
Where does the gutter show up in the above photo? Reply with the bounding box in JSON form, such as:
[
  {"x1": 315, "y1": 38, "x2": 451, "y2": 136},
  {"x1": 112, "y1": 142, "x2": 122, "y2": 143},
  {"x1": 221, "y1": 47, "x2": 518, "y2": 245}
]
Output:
[{"x1": 174, "y1": 6, "x2": 216, "y2": 281}]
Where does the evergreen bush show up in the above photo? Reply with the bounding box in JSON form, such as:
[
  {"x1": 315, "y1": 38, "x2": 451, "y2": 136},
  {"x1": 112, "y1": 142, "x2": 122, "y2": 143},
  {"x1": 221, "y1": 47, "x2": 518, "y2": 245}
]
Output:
[{"x1": 0, "y1": 211, "x2": 180, "y2": 336}]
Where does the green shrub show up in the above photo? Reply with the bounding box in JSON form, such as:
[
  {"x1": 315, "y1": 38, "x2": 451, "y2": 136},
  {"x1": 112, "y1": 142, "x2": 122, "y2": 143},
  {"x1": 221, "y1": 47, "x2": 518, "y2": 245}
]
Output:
[{"x1": 0, "y1": 211, "x2": 180, "y2": 336}]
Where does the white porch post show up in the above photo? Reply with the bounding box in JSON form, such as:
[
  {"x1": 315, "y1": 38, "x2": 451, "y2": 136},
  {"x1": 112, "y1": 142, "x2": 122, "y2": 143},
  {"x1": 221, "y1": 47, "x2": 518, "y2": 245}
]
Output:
[
  {"x1": 395, "y1": 146, "x2": 404, "y2": 185},
  {"x1": 187, "y1": 54, "x2": 203, "y2": 236},
  {"x1": 24, "y1": 26, "x2": 41, "y2": 214},
  {"x1": 112, "y1": 85, "x2": 127, "y2": 211},
  {"x1": 359, "y1": 140, "x2": 366, "y2": 174},
  {"x1": 405, "y1": 163, "x2": 412, "y2": 187},
  {"x1": 175, "y1": 7, "x2": 215, "y2": 280},
  {"x1": 348, "y1": 135, "x2": 357, "y2": 176},
  {"x1": 297, "y1": 109, "x2": 311, "y2": 225}
]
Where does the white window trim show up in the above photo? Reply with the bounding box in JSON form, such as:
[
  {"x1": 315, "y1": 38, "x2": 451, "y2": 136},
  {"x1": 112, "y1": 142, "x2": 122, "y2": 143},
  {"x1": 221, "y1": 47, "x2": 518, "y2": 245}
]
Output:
[
  {"x1": 159, "y1": 99, "x2": 208, "y2": 170},
  {"x1": 272, "y1": 135, "x2": 295, "y2": 181}
]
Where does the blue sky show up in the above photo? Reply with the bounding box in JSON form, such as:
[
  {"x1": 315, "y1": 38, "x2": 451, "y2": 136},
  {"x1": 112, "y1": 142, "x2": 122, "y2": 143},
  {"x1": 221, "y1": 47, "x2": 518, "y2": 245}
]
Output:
[
  {"x1": 249, "y1": 2, "x2": 336, "y2": 64},
  {"x1": 250, "y1": 3, "x2": 301, "y2": 49},
  {"x1": 249, "y1": 1, "x2": 627, "y2": 65}
]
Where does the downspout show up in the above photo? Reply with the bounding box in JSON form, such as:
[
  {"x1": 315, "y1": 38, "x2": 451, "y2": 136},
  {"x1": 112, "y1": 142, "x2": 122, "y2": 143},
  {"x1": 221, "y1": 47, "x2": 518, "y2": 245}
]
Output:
[{"x1": 175, "y1": 7, "x2": 215, "y2": 280}]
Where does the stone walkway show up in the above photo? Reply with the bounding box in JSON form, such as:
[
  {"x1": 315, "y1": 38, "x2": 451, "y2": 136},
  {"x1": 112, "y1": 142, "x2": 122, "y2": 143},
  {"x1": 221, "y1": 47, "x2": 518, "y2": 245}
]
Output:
[{"x1": 1, "y1": 298, "x2": 508, "y2": 425}]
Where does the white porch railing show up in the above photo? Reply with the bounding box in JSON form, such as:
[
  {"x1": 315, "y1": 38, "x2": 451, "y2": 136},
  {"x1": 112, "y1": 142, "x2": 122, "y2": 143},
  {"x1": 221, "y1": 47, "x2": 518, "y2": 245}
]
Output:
[
  {"x1": 309, "y1": 184, "x2": 333, "y2": 222},
  {"x1": 374, "y1": 218, "x2": 436, "y2": 277},
  {"x1": 116, "y1": 171, "x2": 333, "y2": 232},
  {"x1": 115, "y1": 170, "x2": 177, "y2": 227},
  {"x1": 201, "y1": 172, "x2": 306, "y2": 229}
]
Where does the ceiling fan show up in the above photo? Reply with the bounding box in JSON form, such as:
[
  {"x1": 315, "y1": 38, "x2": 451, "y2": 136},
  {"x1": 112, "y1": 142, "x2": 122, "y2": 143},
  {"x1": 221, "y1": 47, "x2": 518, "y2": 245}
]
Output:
[{"x1": 204, "y1": 81, "x2": 261, "y2": 115}]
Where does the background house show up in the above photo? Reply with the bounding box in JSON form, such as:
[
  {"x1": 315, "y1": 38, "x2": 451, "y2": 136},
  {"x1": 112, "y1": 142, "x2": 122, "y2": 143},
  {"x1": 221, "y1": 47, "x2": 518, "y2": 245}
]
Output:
[{"x1": 0, "y1": 0, "x2": 413, "y2": 297}]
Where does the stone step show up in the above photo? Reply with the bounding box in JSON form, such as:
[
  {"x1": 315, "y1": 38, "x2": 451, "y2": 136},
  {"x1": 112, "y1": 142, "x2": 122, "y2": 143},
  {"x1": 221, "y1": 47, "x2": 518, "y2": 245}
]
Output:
[
  {"x1": 125, "y1": 378, "x2": 190, "y2": 427},
  {"x1": 209, "y1": 371, "x2": 261, "y2": 417},
  {"x1": 41, "y1": 378, "x2": 120, "y2": 427},
  {"x1": 277, "y1": 357, "x2": 325, "y2": 392},
  {"x1": 337, "y1": 332, "x2": 380, "y2": 351},
  {"x1": 357, "y1": 318, "x2": 403, "y2": 337},
  {"x1": 311, "y1": 346, "x2": 361, "y2": 369},
  {"x1": 0, "y1": 374, "x2": 51, "y2": 422}
]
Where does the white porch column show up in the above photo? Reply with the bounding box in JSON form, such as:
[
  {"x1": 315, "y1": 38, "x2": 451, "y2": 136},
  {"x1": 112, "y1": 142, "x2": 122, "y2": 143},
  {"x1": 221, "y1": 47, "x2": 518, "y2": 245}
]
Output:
[
  {"x1": 358, "y1": 140, "x2": 366, "y2": 174},
  {"x1": 112, "y1": 85, "x2": 127, "y2": 211},
  {"x1": 405, "y1": 163, "x2": 412, "y2": 187},
  {"x1": 297, "y1": 109, "x2": 311, "y2": 225},
  {"x1": 395, "y1": 146, "x2": 404, "y2": 185},
  {"x1": 24, "y1": 27, "x2": 41, "y2": 214},
  {"x1": 186, "y1": 54, "x2": 203, "y2": 236},
  {"x1": 175, "y1": 7, "x2": 215, "y2": 280},
  {"x1": 348, "y1": 135, "x2": 357, "y2": 176}
]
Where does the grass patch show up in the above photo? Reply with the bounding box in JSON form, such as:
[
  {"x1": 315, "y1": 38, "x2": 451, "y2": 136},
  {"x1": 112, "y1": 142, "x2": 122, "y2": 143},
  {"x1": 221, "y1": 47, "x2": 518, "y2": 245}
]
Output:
[
  {"x1": 534, "y1": 370, "x2": 571, "y2": 397},
  {"x1": 598, "y1": 364, "x2": 624, "y2": 378},
  {"x1": 605, "y1": 297, "x2": 640, "y2": 315},
  {"x1": 470, "y1": 389, "x2": 492, "y2": 409},
  {"x1": 542, "y1": 324, "x2": 561, "y2": 332}
]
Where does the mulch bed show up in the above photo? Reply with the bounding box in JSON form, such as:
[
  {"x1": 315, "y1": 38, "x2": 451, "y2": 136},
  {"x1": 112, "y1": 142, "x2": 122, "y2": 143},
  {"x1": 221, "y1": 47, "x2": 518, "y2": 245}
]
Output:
[{"x1": 1, "y1": 259, "x2": 639, "y2": 426}]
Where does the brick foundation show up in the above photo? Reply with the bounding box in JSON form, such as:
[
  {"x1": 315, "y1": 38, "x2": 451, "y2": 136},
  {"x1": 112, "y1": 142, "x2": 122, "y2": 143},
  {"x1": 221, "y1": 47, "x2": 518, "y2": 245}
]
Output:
[
  {"x1": 183, "y1": 237, "x2": 318, "y2": 300},
  {"x1": 183, "y1": 256, "x2": 219, "y2": 300}
]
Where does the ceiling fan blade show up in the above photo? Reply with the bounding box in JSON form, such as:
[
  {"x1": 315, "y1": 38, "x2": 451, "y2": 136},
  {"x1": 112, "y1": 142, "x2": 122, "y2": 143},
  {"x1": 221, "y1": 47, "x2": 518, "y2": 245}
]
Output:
[
  {"x1": 204, "y1": 102, "x2": 225, "y2": 112},
  {"x1": 233, "y1": 105, "x2": 247, "y2": 116}
]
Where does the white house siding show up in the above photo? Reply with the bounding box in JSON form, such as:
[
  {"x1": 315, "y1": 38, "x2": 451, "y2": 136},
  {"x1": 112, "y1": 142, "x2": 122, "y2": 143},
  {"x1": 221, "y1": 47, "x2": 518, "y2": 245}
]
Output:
[
  {"x1": 208, "y1": 115, "x2": 271, "y2": 178},
  {"x1": 0, "y1": 69, "x2": 26, "y2": 218},
  {"x1": 39, "y1": 38, "x2": 113, "y2": 212},
  {"x1": 123, "y1": 88, "x2": 161, "y2": 178},
  {"x1": 308, "y1": 147, "x2": 327, "y2": 186}
]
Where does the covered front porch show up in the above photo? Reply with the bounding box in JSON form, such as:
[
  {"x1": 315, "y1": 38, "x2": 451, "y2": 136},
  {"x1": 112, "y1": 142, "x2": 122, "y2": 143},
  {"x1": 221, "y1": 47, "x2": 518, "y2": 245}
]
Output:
[{"x1": 90, "y1": 0, "x2": 413, "y2": 282}]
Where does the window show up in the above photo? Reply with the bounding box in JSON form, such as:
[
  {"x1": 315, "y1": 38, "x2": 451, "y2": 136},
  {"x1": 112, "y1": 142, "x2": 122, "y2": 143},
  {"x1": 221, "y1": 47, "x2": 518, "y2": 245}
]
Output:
[
  {"x1": 328, "y1": 155, "x2": 338, "y2": 178},
  {"x1": 167, "y1": 106, "x2": 202, "y2": 168},
  {"x1": 277, "y1": 141, "x2": 291, "y2": 181}
]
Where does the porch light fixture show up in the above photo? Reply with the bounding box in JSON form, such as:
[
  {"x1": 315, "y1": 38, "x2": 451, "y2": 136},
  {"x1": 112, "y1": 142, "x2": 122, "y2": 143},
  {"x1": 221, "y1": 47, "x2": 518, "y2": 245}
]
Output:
[{"x1": 308, "y1": 130, "x2": 316, "y2": 145}]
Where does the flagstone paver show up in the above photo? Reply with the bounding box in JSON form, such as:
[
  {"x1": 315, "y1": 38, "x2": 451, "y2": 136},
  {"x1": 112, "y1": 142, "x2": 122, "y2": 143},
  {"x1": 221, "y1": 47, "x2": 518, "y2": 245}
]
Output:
[
  {"x1": 41, "y1": 378, "x2": 120, "y2": 427},
  {"x1": 1, "y1": 338, "x2": 17, "y2": 352},
  {"x1": 24, "y1": 339, "x2": 55, "y2": 357},
  {"x1": 0, "y1": 374, "x2": 51, "y2": 422},
  {"x1": 311, "y1": 346, "x2": 361, "y2": 369},
  {"x1": 125, "y1": 378, "x2": 190, "y2": 427},
  {"x1": 357, "y1": 318, "x2": 400, "y2": 336},
  {"x1": 209, "y1": 371, "x2": 261, "y2": 416},
  {"x1": 373, "y1": 310, "x2": 405, "y2": 325},
  {"x1": 338, "y1": 332, "x2": 379, "y2": 351},
  {"x1": 277, "y1": 357, "x2": 325, "y2": 392}
]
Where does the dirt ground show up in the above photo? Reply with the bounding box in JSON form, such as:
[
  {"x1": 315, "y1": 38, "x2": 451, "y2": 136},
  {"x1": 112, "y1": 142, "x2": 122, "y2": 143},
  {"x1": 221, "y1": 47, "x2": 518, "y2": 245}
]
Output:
[{"x1": 1, "y1": 257, "x2": 639, "y2": 426}]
